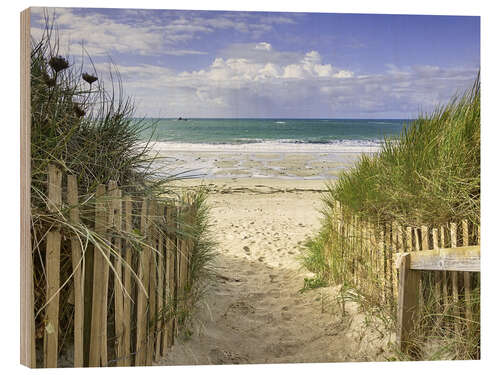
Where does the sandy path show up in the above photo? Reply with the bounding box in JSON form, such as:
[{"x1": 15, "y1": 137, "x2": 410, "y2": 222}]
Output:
[{"x1": 155, "y1": 178, "x2": 390, "y2": 366}]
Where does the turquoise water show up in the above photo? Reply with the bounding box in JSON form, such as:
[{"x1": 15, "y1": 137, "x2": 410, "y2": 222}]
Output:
[{"x1": 139, "y1": 118, "x2": 408, "y2": 146}]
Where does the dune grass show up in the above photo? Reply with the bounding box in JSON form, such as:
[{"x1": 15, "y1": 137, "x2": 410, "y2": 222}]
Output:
[
  {"x1": 302, "y1": 76, "x2": 480, "y2": 360},
  {"x1": 30, "y1": 17, "x2": 216, "y2": 366},
  {"x1": 331, "y1": 76, "x2": 480, "y2": 228}
]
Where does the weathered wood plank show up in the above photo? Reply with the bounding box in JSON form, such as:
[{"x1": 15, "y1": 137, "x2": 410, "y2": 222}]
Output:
[
  {"x1": 379, "y1": 226, "x2": 386, "y2": 302},
  {"x1": 135, "y1": 198, "x2": 150, "y2": 366},
  {"x1": 89, "y1": 184, "x2": 107, "y2": 367},
  {"x1": 421, "y1": 226, "x2": 429, "y2": 251},
  {"x1": 431, "y1": 228, "x2": 442, "y2": 304},
  {"x1": 450, "y1": 223, "x2": 459, "y2": 324},
  {"x1": 147, "y1": 202, "x2": 158, "y2": 366},
  {"x1": 98, "y1": 181, "x2": 117, "y2": 366},
  {"x1": 397, "y1": 253, "x2": 419, "y2": 355},
  {"x1": 20, "y1": 8, "x2": 35, "y2": 368},
  {"x1": 406, "y1": 227, "x2": 413, "y2": 252},
  {"x1": 67, "y1": 175, "x2": 84, "y2": 367},
  {"x1": 43, "y1": 165, "x2": 63, "y2": 368},
  {"x1": 391, "y1": 222, "x2": 399, "y2": 303},
  {"x1": 165, "y1": 206, "x2": 177, "y2": 351},
  {"x1": 440, "y1": 226, "x2": 449, "y2": 309},
  {"x1": 462, "y1": 220, "x2": 472, "y2": 323},
  {"x1": 122, "y1": 196, "x2": 133, "y2": 366},
  {"x1": 407, "y1": 246, "x2": 480, "y2": 272},
  {"x1": 155, "y1": 204, "x2": 165, "y2": 361},
  {"x1": 111, "y1": 186, "x2": 126, "y2": 367}
]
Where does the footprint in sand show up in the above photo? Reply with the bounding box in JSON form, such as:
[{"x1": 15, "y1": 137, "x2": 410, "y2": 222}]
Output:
[{"x1": 208, "y1": 348, "x2": 248, "y2": 365}]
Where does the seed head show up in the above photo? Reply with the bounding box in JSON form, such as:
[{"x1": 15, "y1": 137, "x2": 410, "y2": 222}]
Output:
[
  {"x1": 82, "y1": 72, "x2": 98, "y2": 85},
  {"x1": 49, "y1": 56, "x2": 69, "y2": 73},
  {"x1": 73, "y1": 103, "x2": 85, "y2": 118},
  {"x1": 42, "y1": 72, "x2": 56, "y2": 87}
]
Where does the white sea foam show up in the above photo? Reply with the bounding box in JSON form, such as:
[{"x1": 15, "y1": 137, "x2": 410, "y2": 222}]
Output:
[{"x1": 144, "y1": 140, "x2": 381, "y2": 154}]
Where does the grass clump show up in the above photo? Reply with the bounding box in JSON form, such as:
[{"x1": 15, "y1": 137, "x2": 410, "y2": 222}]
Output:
[
  {"x1": 332, "y1": 76, "x2": 480, "y2": 227},
  {"x1": 302, "y1": 76, "x2": 480, "y2": 361},
  {"x1": 30, "y1": 16, "x2": 215, "y2": 367}
]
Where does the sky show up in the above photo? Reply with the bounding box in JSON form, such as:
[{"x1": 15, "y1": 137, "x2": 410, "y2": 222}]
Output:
[{"x1": 30, "y1": 7, "x2": 480, "y2": 119}]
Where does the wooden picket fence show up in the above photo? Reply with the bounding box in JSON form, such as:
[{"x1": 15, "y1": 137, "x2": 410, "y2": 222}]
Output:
[
  {"x1": 327, "y1": 201, "x2": 480, "y2": 353},
  {"x1": 30, "y1": 165, "x2": 197, "y2": 368}
]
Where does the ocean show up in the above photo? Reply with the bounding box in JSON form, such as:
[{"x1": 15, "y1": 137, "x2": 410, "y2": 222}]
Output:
[
  {"x1": 140, "y1": 118, "x2": 407, "y2": 152},
  {"x1": 139, "y1": 118, "x2": 409, "y2": 179}
]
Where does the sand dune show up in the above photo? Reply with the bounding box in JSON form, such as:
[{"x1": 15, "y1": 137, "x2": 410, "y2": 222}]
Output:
[{"x1": 155, "y1": 178, "x2": 393, "y2": 365}]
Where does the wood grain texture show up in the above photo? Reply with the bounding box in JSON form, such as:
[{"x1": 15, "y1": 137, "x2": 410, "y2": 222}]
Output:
[
  {"x1": 462, "y1": 220, "x2": 472, "y2": 323},
  {"x1": 123, "y1": 196, "x2": 133, "y2": 366},
  {"x1": 135, "y1": 198, "x2": 149, "y2": 366},
  {"x1": 67, "y1": 175, "x2": 84, "y2": 367},
  {"x1": 111, "y1": 187, "x2": 126, "y2": 366},
  {"x1": 397, "y1": 253, "x2": 419, "y2": 354},
  {"x1": 155, "y1": 203, "x2": 165, "y2": 360},
  {"x1": 409, "y1": 246, "x2": 480, "y2": 272},
  {"x1": 89, "y1": 185, "x2": 106, "y2": 366},
  {"x1": 43, "y1": 165, "x2": 63, "y2": 368},
  {"x1": 20, "y1": 7, "x2": 34, "y2": 368},
  {"x1": 147, "y1": 202, "x2": 158, "y2": 366}
]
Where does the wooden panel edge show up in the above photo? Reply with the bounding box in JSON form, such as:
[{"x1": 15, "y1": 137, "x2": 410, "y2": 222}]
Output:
[{"x1": 20, "y1": 7, "x2": 33, "y2": 368}]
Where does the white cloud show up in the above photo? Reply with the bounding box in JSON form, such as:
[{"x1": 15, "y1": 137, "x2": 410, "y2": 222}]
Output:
[
  {"x1": 110, "y1": 59, "x2": 476, "y2": 118},
  {"x1": 255, "y1": 42, "x2": 272, "y2": 51},
  {"x1": 30, "y1": 8, "x2": 477, "y2": 118},
  {"x1": 30, "y1": 7, "x2": 298, "y2": 57}
]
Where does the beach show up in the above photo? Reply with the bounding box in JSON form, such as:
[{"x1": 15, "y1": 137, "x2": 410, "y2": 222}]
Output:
[{"x1": 155, "y1": 152, "x2": 393, "y2": 365}]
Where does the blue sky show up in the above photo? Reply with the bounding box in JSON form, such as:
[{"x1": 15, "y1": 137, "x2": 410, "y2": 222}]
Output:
[{"x1": 31, "y1": 7, "x2": 479, "y2": 118}]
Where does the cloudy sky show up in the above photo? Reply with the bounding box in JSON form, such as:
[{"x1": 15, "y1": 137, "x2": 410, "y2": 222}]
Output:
[{"x1": 31, "y1": 7, "x2": 479, "y2": 118}]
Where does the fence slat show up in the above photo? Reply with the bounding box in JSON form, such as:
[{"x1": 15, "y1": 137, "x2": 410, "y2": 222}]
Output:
[
  {"x1": 391, "y1": 222, "x2": 400, "y2": 302},
  {"x1": 135, "y1": 198, "x2": 150, "y2": 366},
  {"x1": 122, "y1": 196, "x2": 133, "y2": 366},
  {"x1": 450, "y1": 222, "x2": 460, "y2": 332},
  {"x1": 67, "y1": 175, "x2": 84, "y2": 367},
  {"x1": 111, "y1": 185, "x2": 126, "y2": 367},
  {"x1": 421, "y1": 226, "x2": 429, "y2": 251},
  {"x1": 462, "y1": 220, "x2": 472, "y2": 323},
  {"x1": 43, "y1": 165, "x2": 63, "y2": 368},
  {"x1": 147, "y1": 202, "x2": 158, "y2": 366},
  {"x1": 450, "y1": 223, "x2": 459, "y2": 325},
  {"x1": 89, "y1": 184, "x2": 107, "y2": 366},
  {"x1": 431, "y1": 228, "x2": 442, "y2": 304},
  {"x1": 440, "y1": 226, "x2": 449, "y2": 311},
  {"x1": 379, "y1": 226, "x2": 386, "y2": 302},
  {"x1": 406, "y1": 227, "x2": 413, "y2": 252},
  {"x1": 165, "y1": 206, "x2": 177, "y2": 352},
  {"x1": 155, "y1": 203, "x2": 165, "y2": 361}
]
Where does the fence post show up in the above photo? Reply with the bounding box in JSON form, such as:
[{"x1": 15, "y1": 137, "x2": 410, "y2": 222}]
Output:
[
  {"x1": 379, "y1": 225, "x2": 386, "y2": 302},
  {"x1": 462, "y1": 220, "x2": 472, "y2": 324},
  {"x1": 147, "y1": 202, "x2": 158, "y2": 366},
  {"x1": 67, "y1": 175, "x2": 84, "y2": 367},
  {"x1": 155, "y1": 203, "x2": 165, "y2": 361},
  {"x1": 123, "y1": 195, "x2": 133, "y2": 366},
  {"x1": 431, "y1": 228, "x2": 442, "y2": 305},
  {"x1": 111, "y1": 185, "x2": 126, "y2": 366},
  {"x1": 89, "y1": 184, "x2": 107, "y2": 367},
  {"x1": 450, "y1": 223, "x2": 460, "y2": 330},
  {"x1": 397, "y1": 253, "x2": 419, "y2": 355},
  {"x1": 164, "y1": 205, "x2": 177, "y2": 352},
  {"x1": 43, "y1": 165, "x2": 62, "y2": 368},
  {"x1": 440, "y1": 226, "x2": 449, "y2": 312},
  {"x1": 135, "y1": 198, "x2": 150, "y2": 366}
]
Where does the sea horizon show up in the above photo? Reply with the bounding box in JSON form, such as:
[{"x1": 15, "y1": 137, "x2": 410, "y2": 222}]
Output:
[{"x1": 138, "y1": 118, "x2": 407, "y2": 150}]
